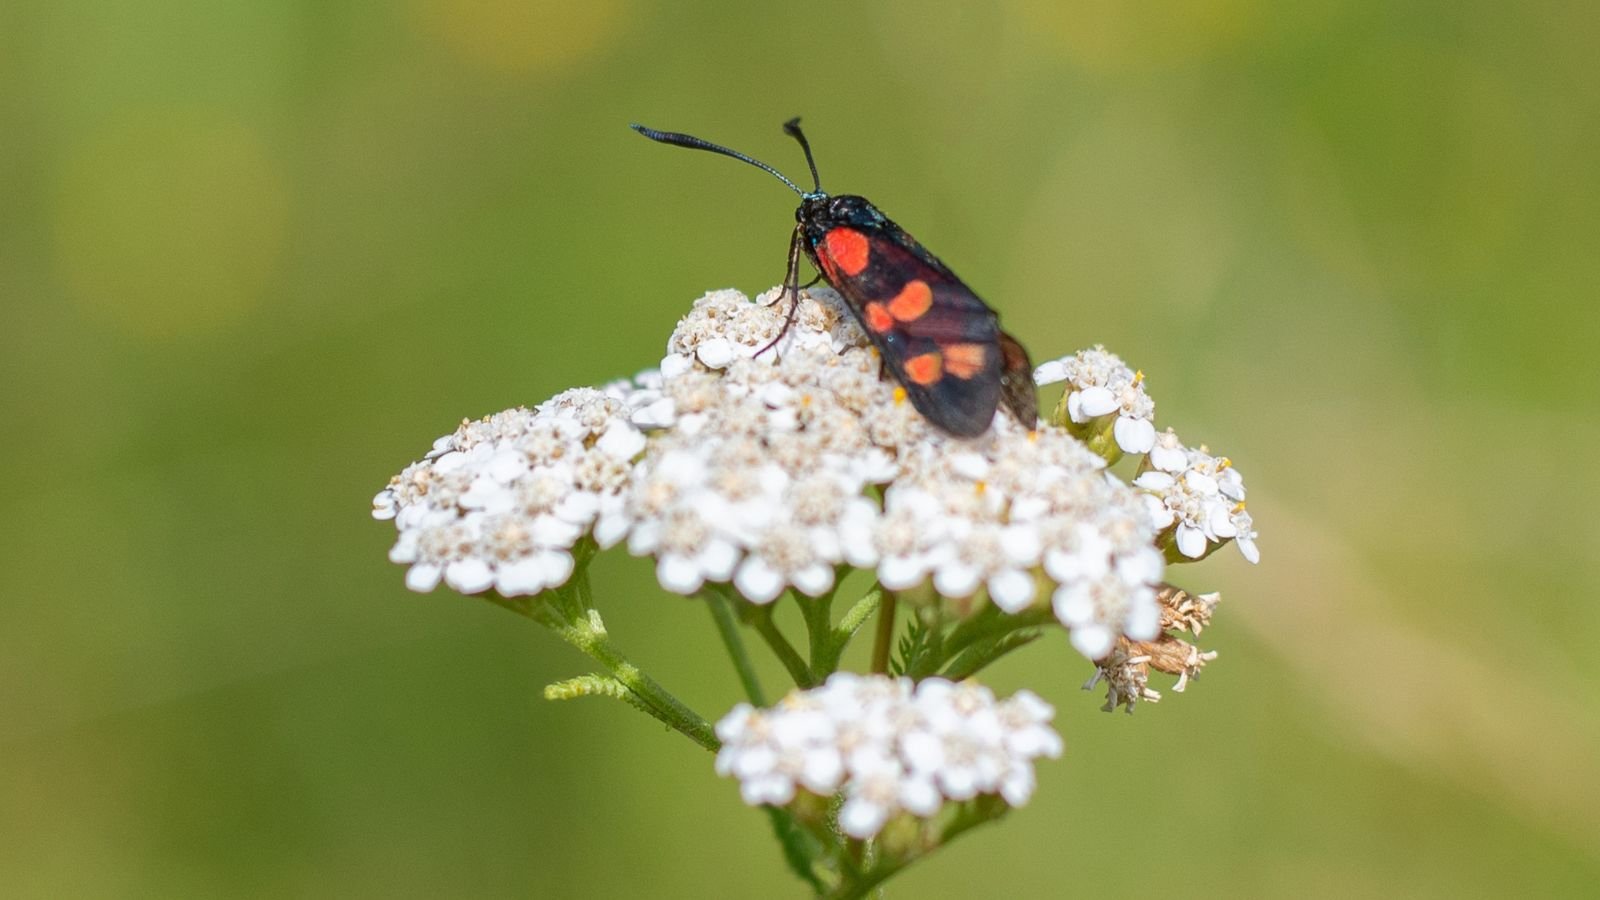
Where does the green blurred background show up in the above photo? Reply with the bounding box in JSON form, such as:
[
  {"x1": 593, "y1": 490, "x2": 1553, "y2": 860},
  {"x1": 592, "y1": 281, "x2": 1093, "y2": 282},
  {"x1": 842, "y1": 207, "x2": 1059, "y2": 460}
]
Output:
[{"x1": 4, "y1": 1, "x2": 1597, "y2": 896}]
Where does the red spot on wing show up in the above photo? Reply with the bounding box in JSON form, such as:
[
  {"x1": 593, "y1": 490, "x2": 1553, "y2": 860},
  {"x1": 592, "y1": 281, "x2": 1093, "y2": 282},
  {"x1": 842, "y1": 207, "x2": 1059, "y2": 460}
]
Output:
[
  {"x1": 904, "y1": 351, "x2": 943, "y2": 386},
  {"x1": 824, "y1": 228, "x2": 870, "y2": 276},
  {"x1": 886, "y1": 279, "x2": 933, "y2": 322},
  {"x1": 865, "y1": 302, "x2": 895, "y2": 333},
  {"x1": 942, "y1": 342, "x2": 988, "y2": 379}
]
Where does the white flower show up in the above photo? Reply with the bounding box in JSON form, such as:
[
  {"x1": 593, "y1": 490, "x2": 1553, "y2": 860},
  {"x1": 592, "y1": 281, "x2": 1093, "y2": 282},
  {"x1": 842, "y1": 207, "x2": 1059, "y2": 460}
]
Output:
[
  {"x1": 713, "y1": 674, "x2": 1062, "y2": 838},
  {"x1": 1232, "y1": 507, "x2": 1260, "y2": 564},
  {"x1": 838, "y1": 756, "x2": 906, "y2": 838},
  {"x1": 1147, "y1": 427, "x2": 1188, "y2": 473},
  {"x1": 1035, "y1": 346, "x2": 1156, "y2": 455},
  {"x1": 1135, "y1": 429, "x2": 1259, "y2": 563},
  {"x1": 1053, "y1": 574, "x2": 1159, "y2": 660}
]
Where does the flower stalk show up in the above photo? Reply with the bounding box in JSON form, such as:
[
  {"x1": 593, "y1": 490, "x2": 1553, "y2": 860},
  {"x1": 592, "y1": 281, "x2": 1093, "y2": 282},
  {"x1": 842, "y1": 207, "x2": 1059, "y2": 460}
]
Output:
[
  {"x1": 870, "y1": 591, "x2": 897, "y2": 675},
  {"x1": 487, "y1": 572, "x2": 718, "y2": 752},
  {"x1": 705, "y1": 588, "x2": 767, "y2": 706},
  {"x1": 748, "y1": 604, "x2": 817, "y2": 688},
  {"x1": 801, "y1": 586, "x2": 837, "y2": 678}
]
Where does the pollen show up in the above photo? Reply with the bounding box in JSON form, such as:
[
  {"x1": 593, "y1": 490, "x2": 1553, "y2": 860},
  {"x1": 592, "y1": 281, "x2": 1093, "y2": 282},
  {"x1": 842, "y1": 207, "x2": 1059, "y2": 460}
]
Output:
[{"x1": 893, "y1": 386, "x2": 907, "y2": 405}]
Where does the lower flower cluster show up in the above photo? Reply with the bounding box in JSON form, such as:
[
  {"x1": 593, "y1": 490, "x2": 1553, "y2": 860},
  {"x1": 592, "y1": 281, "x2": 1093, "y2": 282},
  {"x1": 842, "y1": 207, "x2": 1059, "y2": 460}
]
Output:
[{"x1": 715, "y1": 674, "x2": 1062, "y2": 839}]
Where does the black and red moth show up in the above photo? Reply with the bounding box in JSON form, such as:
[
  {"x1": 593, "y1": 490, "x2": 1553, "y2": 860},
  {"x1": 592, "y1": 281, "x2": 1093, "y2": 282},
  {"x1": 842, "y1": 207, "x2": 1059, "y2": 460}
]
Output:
[{"x1": 631, "y1": 119, "x2": 1037, "y2": 438}]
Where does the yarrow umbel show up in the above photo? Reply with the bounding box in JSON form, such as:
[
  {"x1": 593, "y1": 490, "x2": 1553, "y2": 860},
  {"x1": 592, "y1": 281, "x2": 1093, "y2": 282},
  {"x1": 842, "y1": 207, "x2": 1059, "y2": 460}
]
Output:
[{"x1": 370, "y1": 285, "x2": 1260, "y2": 895}]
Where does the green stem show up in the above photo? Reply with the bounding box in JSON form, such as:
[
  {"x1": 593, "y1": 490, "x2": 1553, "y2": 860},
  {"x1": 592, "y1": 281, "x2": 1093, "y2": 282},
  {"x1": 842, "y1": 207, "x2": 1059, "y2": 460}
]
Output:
[
  {"x1": 546, "y1": 609, "x2": 719, "y2": 751},
  {"x1": 870, "y1": 591, "x2": 897, "y2": 675},
  {"x1": 751, "y1": 606, "x2": 816, "y2": 688},
  {"x1": 932, "y1": 606, "x2": 1055, "y2": 672},
  {"x1": 924, "y1": 603, "x2": 1000, "y2": 668},
  {"x1": 701, "y1": 591, "x2": 829, "y2": 893},
  {"x1": 705, "y1": 590, "x2": 766, "y2": 706},
  {"x1": 817, "y1": 587, "x2": 882, "y2": 674},
  {"x1": 939, "y1": 631, "x2": 1042, "y2": 681},
  {"x1": 800, "y1": 586, "x2": 836, "y2": 678},
  {"x1": 485, "y1": 582, "x2": 718, "y2": 752}
]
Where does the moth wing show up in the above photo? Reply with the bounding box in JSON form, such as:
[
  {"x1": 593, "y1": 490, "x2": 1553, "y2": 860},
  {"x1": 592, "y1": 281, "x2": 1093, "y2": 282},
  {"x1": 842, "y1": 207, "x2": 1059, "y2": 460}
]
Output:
[
  {"x1": 997, "y1": 329, "x2": 1038, "y2": 428},
  {"x1": 829, "y1": 237, "x2": 1004, "y2": 437}
]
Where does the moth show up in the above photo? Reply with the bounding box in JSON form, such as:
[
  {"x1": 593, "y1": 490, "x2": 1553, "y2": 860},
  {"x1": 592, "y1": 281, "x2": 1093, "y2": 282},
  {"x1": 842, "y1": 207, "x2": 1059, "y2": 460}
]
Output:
[{"x1": 632, "y1": 119, "x2": 1036, "y2": 438}]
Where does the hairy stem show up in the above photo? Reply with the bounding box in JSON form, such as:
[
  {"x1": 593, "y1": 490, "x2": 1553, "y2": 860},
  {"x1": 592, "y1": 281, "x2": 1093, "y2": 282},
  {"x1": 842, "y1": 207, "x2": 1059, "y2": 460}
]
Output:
[
  {"x1": 484, "y1": 578, "x2": 718, "y2": 752},
  {"x1": 817, "y1": 587, "x2": 882, "y2": 674},
  {"x1": 547, "y1": 608, "x2": 719, "y2": 751},
  {"x1": 543, "y1": 673, "x2": 652, "y2": 713}
]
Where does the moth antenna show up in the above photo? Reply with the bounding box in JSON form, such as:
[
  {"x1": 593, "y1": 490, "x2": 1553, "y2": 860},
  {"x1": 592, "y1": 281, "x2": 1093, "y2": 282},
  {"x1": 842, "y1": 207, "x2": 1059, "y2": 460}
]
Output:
[
  {"x1": 782, "y1": 118, "x2": 823, "y2": 194},
  {"x1": 630, "y1": 123, "x2": 807, "y2": 197}
]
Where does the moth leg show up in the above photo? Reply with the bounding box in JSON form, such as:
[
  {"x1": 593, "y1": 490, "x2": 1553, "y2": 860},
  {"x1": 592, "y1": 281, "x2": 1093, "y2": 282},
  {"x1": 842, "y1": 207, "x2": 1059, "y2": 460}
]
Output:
[
  {"x1": 756, "y1": 228, "x2": 805, "y2": 358},
  {"x1": 761, "y1": 228, "x2": 805, "y2": 307}
]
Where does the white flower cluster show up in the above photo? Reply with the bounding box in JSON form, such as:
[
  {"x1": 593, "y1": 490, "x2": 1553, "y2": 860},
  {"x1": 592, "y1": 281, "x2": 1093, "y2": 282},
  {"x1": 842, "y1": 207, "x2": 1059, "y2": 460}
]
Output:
[
  {"x1": 615, "y1": 287, "x2": 1165, "y2": 659},
  {"x1": 371, "y1": 387, "x2": 651, "y2": 596},
  {"x1": 374, "y1": 286, "x2": 1250, "y2": 660},
  {"x1": 1134, "y1": 429, "x2": 1259, "y2": 563},
  {"x1": 1033, "y1": 346, "x2": 1157, "y2": 455},
  {"x1": 714, "y1": 673, "x2": 1062, "y2": 839}
]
